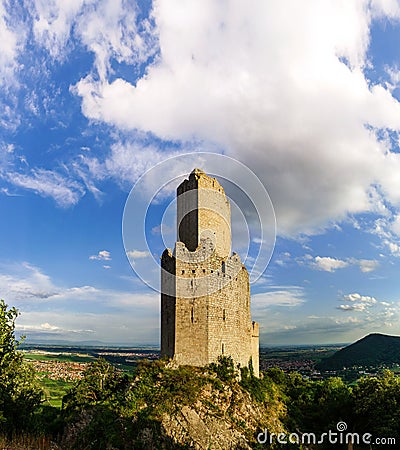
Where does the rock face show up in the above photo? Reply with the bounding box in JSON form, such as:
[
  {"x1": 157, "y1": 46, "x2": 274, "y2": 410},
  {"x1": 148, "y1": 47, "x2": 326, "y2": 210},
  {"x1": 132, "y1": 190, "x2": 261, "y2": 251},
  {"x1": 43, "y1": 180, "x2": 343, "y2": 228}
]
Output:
[
  {"x1": 136, "y1": 374, "x2": 286, "y2": 449},
  {"x1": 60, "y1": 360, "x2": 287, "y2": 449}
]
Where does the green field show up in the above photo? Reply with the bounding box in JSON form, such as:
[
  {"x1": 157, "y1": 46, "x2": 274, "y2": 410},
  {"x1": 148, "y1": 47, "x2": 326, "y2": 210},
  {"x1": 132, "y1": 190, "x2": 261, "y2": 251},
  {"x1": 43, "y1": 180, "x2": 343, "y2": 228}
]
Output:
[
  {"x1": 260, "y1": 346, "x2": 340, "y2": 361},
  {"x1": 24, "y1": 350, "x2": 138, "y2": 408},
  {"x1": 23, "y1": 351, "x2": 90, "y2": 408},
  {"x1": 40, "y1": 378, "x2": 72, "y2": 408}
]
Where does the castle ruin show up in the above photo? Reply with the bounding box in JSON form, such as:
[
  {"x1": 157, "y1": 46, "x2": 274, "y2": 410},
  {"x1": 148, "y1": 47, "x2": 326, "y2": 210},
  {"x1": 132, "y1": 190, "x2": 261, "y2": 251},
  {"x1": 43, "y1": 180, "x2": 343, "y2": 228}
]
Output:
[{"x1": 161, "y1": 168, "x2": 259, "y2": 377}]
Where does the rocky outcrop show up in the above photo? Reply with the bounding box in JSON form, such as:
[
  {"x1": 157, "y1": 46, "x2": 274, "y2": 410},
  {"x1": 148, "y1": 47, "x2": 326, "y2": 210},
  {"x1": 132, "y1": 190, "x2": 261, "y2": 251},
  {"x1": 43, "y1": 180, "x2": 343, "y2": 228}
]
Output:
[{"x1": 137, "y1": 378, "x2": 286, "y2": 449}]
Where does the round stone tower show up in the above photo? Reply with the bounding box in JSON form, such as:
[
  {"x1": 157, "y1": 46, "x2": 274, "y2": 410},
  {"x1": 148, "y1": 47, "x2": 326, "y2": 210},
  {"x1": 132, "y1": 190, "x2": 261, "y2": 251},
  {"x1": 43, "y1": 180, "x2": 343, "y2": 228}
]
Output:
[{"x1": 161, "y1": 168, "x2": 259, "y2": 377}]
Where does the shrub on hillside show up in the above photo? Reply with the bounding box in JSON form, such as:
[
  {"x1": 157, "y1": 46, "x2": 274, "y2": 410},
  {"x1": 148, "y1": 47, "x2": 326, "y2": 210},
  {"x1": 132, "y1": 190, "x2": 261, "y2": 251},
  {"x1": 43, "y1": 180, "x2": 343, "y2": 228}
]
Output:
[{"x1": 0, "y1": 300, "x2": 43, "y2": 434}]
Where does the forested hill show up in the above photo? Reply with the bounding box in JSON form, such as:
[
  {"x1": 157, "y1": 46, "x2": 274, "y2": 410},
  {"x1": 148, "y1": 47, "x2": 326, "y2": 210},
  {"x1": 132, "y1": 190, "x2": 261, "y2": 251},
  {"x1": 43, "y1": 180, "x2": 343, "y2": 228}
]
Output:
[{"x1": 317, "y1": 333, "x2": 400, "y2": 370}]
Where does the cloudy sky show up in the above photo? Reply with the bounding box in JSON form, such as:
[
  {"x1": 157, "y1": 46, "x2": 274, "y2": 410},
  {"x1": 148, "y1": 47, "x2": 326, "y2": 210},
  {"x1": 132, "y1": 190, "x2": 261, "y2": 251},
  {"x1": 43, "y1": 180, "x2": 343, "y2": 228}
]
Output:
[{"x1": 2, "y1": 0, "x2": 400, "y2": 346}]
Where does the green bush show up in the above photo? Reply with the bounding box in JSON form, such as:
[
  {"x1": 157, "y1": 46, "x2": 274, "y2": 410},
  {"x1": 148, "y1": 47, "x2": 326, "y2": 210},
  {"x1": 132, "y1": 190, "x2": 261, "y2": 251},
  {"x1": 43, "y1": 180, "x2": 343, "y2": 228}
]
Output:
[
  {"x1": 240, "y1": 367, "x2": 274, "y2": 403},
  {"x1": 208, "y1": 355, "x2": 237, "y2": 383}
]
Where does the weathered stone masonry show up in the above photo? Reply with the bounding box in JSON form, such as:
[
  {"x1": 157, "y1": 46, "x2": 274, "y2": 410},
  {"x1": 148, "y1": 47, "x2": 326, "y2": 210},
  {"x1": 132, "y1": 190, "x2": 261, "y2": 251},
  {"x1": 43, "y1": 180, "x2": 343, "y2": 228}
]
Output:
[{"x1": 161, "y1": 168, "x2": 259, "y2": 377}]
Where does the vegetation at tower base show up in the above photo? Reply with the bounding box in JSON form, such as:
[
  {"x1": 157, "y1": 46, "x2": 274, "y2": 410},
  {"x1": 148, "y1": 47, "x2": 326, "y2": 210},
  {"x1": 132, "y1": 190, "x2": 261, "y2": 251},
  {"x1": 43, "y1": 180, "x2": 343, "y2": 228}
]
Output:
[
  {"x1": 60, "y1": 356, "x2": 287, "y2": 449},
  {"x1": 317, "y1": 333, "x2": 400, "y2": 370}
]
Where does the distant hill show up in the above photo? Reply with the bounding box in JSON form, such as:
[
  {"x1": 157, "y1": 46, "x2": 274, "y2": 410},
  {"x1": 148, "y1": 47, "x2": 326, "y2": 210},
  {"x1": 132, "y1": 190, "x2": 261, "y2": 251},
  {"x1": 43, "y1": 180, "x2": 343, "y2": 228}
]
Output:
[{"x1": 317, "y1": 333, "x2": 400, "y2": 370}]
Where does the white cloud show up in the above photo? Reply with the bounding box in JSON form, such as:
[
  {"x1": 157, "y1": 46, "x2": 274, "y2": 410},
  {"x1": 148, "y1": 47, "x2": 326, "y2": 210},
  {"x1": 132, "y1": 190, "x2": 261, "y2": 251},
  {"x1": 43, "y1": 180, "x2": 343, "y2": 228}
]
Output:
[
  {"x1": 391, "y1": 214, "x2": 400, "y2": 236},
  {"x1": 252, "y1": 287, "x2": 305, "y2": 308},
  {"x1": 357, "y1": 259, "x2": 380, "y2": 272},
  {"x1": 15, "y1": 322, "x2": 83, "y2": 334},
  {"x1": 77, "y1": 0, "x2": 156, "y2": 79},
  {"x1": 303, "y1": 255, "x2": 379, "y2": 272},
  {"x1": 336, "y1": 293, "x2": 400, "y2": 332},
  {"x1": 0, "y1": 261, "x2": 160, "y2": 344},
  {"x1": 5, "y1": 169, "x2": 84, "y2": 207},
  {"x1": 371, "y1": 216, "x2": 400, "y2": 256},
  {"x1": 312, "y1": 256, "x2": 349, "y2": 272},
  {"x1": 69, "y1": 0, "x2": 400, "y2": 237},
  {"x1": 0, "y1": 262, "x2": 58, "y2": 301},
  {"x1": 338, "y1": 292, "x2": 379, "y2": 313},
  {"x1": 371, "y1": 0, "x2": 400, "y2": 19},
  {"x1": 33, "y1": 0, "x2": 85, "y2": 59},
  {"x1": 127, "y1": 249, "x2": 150, "y2": 259},
  {"x1": 82, "y1": 141, "x2": 175, "y2": 188},
  {"x1": 338, "y1": 303, "x2": 367, "y2": 311},
  {"x1": 343, "y1": 293, "x2": 377, "y2": 304},
  {"x1": 0, "y1": 187, "x2": 22, "y2": 197},
  {"x1": 0, "y1": 0, "x2": 22, "y2": 87},
  {"x1": 0, "y1": 2, "x2": 27, "y2": 130},
  {"x1": 386, "y1": 240, "x2": 400, "y2": 255},
  {"x1": 4, "y1": 0, "x2": 400, "y2": 240},
  {"x1": 32, "y1": 0, "x2": 87, "y2": 60},
  {"x1": 31, "y1": 0, "x2": 156, "y2": 70},
  {"x1": 89, "y1": 250, "x2": 111, "y2": 261}
]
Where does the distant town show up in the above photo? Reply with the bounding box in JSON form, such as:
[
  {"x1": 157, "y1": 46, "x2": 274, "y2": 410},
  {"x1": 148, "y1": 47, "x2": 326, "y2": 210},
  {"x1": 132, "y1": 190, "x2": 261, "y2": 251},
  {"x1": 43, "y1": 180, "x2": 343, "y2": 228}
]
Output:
[{"x1": 22, "y1": 342, "x2": 400, "y2": 385}]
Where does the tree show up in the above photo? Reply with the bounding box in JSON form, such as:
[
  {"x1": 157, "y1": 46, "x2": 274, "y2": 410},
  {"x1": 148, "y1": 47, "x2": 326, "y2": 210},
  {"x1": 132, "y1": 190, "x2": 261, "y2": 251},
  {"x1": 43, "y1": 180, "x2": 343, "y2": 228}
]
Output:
[
  {"x1": 276, "y1": 372, "x2": 352, "y2": 437},
  {"x1": 62, "y1": 358, "x2": 129, "y2": 411},
  {"x1": 353, "y1": 370, "x2": 400, "y2": 440},
  {"x1": 61, "y1": 358, "x2": 133, "y2": 449},
  {"x1": 0, "y1": 299, "x2": 42, "y2": 433}
]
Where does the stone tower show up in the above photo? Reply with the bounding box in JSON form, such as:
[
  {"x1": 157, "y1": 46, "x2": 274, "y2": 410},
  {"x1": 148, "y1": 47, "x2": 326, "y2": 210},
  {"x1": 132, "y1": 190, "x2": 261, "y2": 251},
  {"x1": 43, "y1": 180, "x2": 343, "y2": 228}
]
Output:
[{"x1": 161, "y1": 168, "x2": 259, "y2": 377}]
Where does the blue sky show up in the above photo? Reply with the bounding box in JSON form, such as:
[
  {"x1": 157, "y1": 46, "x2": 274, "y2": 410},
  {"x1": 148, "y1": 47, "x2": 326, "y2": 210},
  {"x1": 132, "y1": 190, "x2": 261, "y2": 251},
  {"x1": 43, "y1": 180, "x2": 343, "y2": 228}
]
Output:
[{"x1": 2, "y1": 0, "x2": 400, "y2": 346}]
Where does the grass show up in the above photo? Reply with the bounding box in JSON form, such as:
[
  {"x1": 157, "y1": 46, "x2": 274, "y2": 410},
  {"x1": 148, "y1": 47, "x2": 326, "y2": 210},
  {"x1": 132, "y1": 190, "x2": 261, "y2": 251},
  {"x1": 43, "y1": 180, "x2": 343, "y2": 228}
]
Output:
[
  {"x1": 40, "y1": 378, "x2": 72, "y2": 408},
  {"x1": 0, "y1": 434, "x2": 56, "y2": 450}
]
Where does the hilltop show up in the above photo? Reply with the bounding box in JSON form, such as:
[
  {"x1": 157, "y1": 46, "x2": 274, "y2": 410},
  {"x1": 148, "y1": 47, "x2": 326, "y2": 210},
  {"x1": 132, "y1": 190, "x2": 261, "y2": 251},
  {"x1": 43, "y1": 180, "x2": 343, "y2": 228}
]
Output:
[
  {"x1": 317, "y1": 333, "x2": 400, "y2": 370},
  {"x1": 59, "y1": 357, "x2": 287, "y2": 449}
]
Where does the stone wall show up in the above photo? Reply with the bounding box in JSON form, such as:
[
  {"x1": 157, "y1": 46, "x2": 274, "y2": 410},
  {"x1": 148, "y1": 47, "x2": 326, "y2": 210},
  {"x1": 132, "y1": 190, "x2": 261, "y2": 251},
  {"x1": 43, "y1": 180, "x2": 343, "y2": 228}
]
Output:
[
  {"x1": 161, "y1": 169, "x2": 259, "y2": 377},
  {"x1": 177, "y1": 168, "x2": 231, "y2": 259}
]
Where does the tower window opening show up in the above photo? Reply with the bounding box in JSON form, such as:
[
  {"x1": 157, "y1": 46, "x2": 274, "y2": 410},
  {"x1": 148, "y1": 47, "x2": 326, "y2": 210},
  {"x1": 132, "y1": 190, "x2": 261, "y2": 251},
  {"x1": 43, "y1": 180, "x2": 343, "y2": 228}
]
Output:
[
  {"x1": 223, "y1": 309, "x2": 226, "y2": 321},
  {"x1": 203, "y1": 269, "x2": 206, "y2": 273},
  {"x1": 182, "y1": 270, "x2": 185, "y2": 274},
  {"x1": 192, "y1": 269, "x2": 196, "y2": 274},
  {"x1": 222, "y1": 343, "x2": 225, "y2": 354},
  {"x1": 191, "y1": 307, "x2": 194, "y2": 323},
  {"x1": 222, "y1": 262, "x2": 226, "y2": 273}
]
